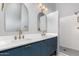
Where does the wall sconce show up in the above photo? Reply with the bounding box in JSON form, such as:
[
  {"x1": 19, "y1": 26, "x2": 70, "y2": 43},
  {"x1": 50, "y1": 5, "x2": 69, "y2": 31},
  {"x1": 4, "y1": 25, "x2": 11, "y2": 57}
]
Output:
[
  {"x1": 38, "y1": 3, "x2": 48, "y2": 13},
  {"x1": 2, "y1": 3, "x2": 4, "y2": 11},
  {"x1": 0, "y1": 3, "x2": 4, "y2": 11}
]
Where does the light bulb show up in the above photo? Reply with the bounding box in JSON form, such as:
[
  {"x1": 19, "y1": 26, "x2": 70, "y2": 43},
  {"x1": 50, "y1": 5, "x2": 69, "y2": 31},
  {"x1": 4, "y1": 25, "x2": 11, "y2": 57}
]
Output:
[
  {"x1": 38, "y1": 3, "x2": 42, "y2": 8},
  {"x1": 45, "y1": 7, "x2": 48, "y2": 12},
  {"x1": 38, "y1": 3, "x2": 48, "y2": 13},
  {"x1": 42, "y1": 5, "x2": 45, "y2": 10}
]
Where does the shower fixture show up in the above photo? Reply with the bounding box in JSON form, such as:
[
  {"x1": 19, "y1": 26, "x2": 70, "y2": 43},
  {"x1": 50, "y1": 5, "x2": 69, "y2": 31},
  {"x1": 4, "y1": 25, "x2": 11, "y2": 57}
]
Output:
[
  {"x1": 74, "y1": 11, "x2": 79, "y2": 15},
  {"x1": 74, "y1": 11, "x2": 79, "y2": 23},
  {"x1": 74, "y1": 11, "x2": 79, "y2": 29}
]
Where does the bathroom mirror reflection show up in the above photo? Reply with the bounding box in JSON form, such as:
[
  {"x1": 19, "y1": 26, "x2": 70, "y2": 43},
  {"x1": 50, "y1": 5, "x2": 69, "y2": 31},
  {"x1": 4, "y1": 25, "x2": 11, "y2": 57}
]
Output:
[
  {"x1": 4, "y1": 3, "x2": 29, "y2": 32},
  {"x1": 37, "y1": 12, "x2": 47, "y2": 33}
]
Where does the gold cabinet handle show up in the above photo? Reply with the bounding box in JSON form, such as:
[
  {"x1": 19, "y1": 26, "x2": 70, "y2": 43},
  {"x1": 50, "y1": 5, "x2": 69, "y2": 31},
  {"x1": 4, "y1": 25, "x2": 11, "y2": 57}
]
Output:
[{"x1": 25, "y1": 45, "x2": 31, "y2": 48}]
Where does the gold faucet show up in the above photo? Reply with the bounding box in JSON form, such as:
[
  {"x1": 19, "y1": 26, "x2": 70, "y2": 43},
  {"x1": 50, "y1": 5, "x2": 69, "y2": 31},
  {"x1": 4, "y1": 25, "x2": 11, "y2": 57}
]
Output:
[
  {"x1": 15, "y1": 30, "x2": 24, "y2": 40},
  {"x1": 41, "y1": 31, "x2": 46, "y2": 36},
  {"x1": 18, "y1": 30, "x2": 22, "y2": 39}
]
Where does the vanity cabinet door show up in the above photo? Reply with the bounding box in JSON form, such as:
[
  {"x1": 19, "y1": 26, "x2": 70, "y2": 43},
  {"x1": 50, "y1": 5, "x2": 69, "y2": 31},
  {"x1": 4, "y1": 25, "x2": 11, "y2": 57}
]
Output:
[
  {"x1": 0, "y1": 47, "x2": 24, "y2": 56},
  {"x1": 39, "y1": 40, "x2": 51, "y2": 56},
  {"x1": 7, "y1": 48, "x2": 22, "y2": 56},
  {"x1": 31, "y1": 42, "x2": 41, "y2": 56},
  {"x1": 40, "y1": 43, "x2": 49, "y2": 56},
  {"x1": 46, "y1": 37, "x2": 57, "y2": 55},
  {"x1": 0, "y1": 44, "x2": 33, "y2": 56},
  {"x1": 22, "y1": 44, "x2": 33, "y2": 56},
  {"x1": 0, "y1": 43, "x2": 41, "y2": 56},
  {"x1": 47, "y1": 37, "x2": 57, "y2": 50},
  {"x1": 39, "y1": 37, "x2": 57, "y2": 56}
]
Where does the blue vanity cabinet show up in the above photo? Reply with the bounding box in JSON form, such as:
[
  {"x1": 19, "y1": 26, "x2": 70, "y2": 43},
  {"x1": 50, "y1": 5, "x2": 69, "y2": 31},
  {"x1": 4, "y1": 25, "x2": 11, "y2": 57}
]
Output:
[
  {"x1": 39, "y1": 37, "x2": 57, "y2": 56},
  {"x1": 40, "y1": 41, "x2": 50, "y2": 56},
  {"x1": 0, "y1": 44, "x2": 32, "y2": 56},
  {"x1": 46, "y1": 37, "x2": 57, "y2": 55},
  {"x1": 7, "y1": 47, "x2": 24, "y2": 56},
  {"x1": 31, "y1": 42, "x2": 41, "y2": 56},
  {"x1": 0, "y1": 46, "x2": 24, "y2": 56},
  {"x1": 20, "y1": 44, "x2": 33, "y2": 56},
  {"x1": 0, "y1": 37, "x2": 57, "y2": 56},
  {"x1": 23, "y1": 37, "x2": 57, "y2": 56}
]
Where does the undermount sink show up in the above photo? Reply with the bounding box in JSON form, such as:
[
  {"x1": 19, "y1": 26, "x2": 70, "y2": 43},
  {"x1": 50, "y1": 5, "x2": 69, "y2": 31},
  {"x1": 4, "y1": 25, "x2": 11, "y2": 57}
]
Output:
[
  {"x1": 0, "y1": 36, "x2": 33, "y2": 46},
  {"x1": 0, "y1": 40, "x2": 13, "y2": 46},
  {"x1": 0, "y1": 41, "x2": 7, "y2": 46}
]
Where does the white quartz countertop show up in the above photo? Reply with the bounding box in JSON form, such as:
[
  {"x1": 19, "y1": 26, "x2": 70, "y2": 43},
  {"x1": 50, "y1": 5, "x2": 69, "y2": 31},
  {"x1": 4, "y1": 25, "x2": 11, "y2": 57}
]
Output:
[{"x1": 0, "y1": 33, "x2": 57, "y2": 51}]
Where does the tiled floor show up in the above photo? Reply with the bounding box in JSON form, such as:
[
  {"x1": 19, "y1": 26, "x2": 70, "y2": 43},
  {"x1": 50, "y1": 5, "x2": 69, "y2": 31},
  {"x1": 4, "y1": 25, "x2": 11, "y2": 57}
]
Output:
[
  {"x1": 59, "y1": 46, "x2": 79, "y2": 56},
  {"x1": 58, "y1": 52, "x2": 69, "y2": 56}
]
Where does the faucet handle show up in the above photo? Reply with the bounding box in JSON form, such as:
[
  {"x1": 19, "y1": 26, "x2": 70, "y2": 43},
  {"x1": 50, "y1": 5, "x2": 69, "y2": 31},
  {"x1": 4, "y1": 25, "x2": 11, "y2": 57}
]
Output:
[
  {"x1": 38, "y1": 28, "x2": 40, "y2": 31},
  {"x1": 19, "y1": 30, "x2": 22, "y2": 34},
  {"x1": 41, "y1": 31, "x2": 46, "y2": 36},
  {"x1": 22, "y1": 35, "x2": 24, "y2": 39},
  {"x1": 19, "y1": 35, "x2": 21, "y2": 39}
]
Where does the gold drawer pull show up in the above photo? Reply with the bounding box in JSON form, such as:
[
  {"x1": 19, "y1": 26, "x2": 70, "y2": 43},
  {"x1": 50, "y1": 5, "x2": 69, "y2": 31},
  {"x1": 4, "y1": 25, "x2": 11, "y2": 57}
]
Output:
[{"x1": 25, "y1": 45, "x2": 31, "y2": 48}]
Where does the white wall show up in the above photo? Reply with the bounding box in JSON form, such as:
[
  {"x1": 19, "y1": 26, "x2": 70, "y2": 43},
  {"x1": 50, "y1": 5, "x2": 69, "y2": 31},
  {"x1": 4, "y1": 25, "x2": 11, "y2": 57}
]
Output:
[
  {"x1": 56, "y1": 3, "x2": 79, "y2": 17},
  {"x1": 44, "y1": 3, "x2": 56, "y2": 13},
  {"x1": 47, "y1": 11, "x2": 58, "y2": 34}
]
